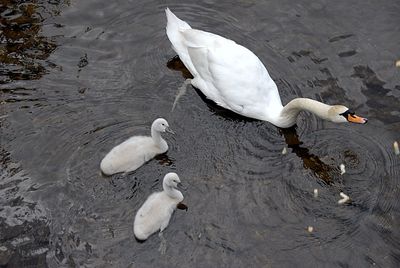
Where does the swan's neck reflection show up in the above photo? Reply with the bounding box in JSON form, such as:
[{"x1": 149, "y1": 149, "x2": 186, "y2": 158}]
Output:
[{"x1": 279, "y1": 126, "x2": 334, "y2": 184}]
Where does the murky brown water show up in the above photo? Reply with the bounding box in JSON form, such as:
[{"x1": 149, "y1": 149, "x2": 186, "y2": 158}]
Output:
[{"x1": 1, "y1": 0, "x2": 400, "y2": 267}]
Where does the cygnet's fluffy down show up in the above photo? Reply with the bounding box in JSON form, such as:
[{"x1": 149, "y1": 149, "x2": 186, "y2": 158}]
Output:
[
  {"x1": 134, "y1": 172, "x2": 184, "y2": 241},
  {"x1": 100, "y1": 118, "x2": 172, "y2": 175}
]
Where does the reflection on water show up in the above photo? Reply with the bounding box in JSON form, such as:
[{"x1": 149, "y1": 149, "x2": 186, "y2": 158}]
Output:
[
  {"x1": 279, "y1": 127, "x2": 336, "y2": 184},
  {"x1": 0, "y1": 1, "x2": 68, "y2": 267},
  {"x1": 0, "y1": 1, "x2": 62, "y2": 83},
  {"x1": 352, "y1": 65, "x2": 400, "y2": 124},
  {"x1": 1, "y1": 0, "x2": 400, "y2": 267},
  {"x1": 167, "y1": 55, "x2": 193, "y2": 80}
]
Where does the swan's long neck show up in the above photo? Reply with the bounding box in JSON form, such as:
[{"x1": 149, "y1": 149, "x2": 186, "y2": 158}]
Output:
[
  {"x1": 163, "y1": 184, "x2": 183, "y2": 200},
  {"x1": 151, "y1": 128, "x2": 168, "y2": 151},
  {"x1": 278, "y1": 98, "x2": 332, "y2": 128}
]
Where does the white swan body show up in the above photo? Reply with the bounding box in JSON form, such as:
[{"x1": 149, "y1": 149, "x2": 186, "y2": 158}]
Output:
[
  {"x1": 165, "y1": 8, "x2": 367, "y2": 128},
  {"x1": 134, "y1": 172, "x2": 184, "y2": 241},
  {"x1": 100, "y1": 118, "x2": 172, "y2": 175}
]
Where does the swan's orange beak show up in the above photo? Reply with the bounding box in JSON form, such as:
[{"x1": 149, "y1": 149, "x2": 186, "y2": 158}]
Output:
[{"x1": 347, "y1": 114, "x2": 368, "y2": 124}]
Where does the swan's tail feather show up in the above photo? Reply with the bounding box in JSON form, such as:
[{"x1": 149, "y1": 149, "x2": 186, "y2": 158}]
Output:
[
  {"x1": 165, "y1": 8, "x2": 191, "y2": 35},
  {"x1": 165, "y1": 8, "x2": 196, "y2": 76}
]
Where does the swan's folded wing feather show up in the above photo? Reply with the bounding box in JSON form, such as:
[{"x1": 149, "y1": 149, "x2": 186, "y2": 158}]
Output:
[
  {"x1": 186, "y1": 46, "x2": 227, "y2": 107},
  {"x1": 181, "y1": 29, "x2": 234, "y2": 79},
  {"x1": 182, "y1": 29, "x2": 235, "y2": 48},
  {"x1": 182, "y1": 29, "x2": 282, "y2": 117},
  {"x1": 208, "y1": 44, "x2": 282, "y2": 112}
]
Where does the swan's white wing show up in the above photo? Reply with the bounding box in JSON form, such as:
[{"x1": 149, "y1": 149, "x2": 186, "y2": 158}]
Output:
[
  {"x1": 187, "y1": 46, "x2": 228, "y2": 107},
  {"x1": 182, "y1": 29, "x2": 283, "y2": 120}
]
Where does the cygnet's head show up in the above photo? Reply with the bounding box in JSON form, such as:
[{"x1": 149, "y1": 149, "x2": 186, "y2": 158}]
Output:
[
  {"x1": 152, "y1": 118, "x2": 172, "y2": 133},
  {"x1": 328, "y1": 105, "x2": 367, "y2": 124},
  {"x1": 163, "y1": 172, "x2": 181, "y2": 188}
]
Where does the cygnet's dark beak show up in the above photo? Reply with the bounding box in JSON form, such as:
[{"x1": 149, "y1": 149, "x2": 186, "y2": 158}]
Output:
[
  {"x1": 176, "y1": 182, "x2": 186, "y2": 190},
  {"x1": 165, "y1": 127, "x2": 175, "y2": 134},
  {"x1": 177, "y1": 202, "x2": 188, "y2": 211}
]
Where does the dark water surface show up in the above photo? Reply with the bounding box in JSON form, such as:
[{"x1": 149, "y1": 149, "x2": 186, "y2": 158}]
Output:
[{"x1": 1, "y1": 0, "x2": 400, "y2": 267}]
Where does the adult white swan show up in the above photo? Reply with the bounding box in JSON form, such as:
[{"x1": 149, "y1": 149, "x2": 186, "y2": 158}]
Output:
[
  {"x1": 133, "y1": 172, "x2": 185, "y2": 242},
  {"x1": 165, "y1": 8, "x2": 367, "y2": 128},
  {"x1": 100, "y1": 118, "x2": 173, "y2": 175}
]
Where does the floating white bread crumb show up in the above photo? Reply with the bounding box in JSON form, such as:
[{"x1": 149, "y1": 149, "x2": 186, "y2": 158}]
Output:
[
  {"x1": 307, "y1": 226, "x2": 314, "y2": 233},
  {"x1": 338, "y1": 192, "x2": 350, "y2": 204},
  {"x1": 394, "y1": 141, "x2": 399, "y2": 155},
  {"x1": 313, "y1": 189, "x2": 318, "y2": 198},
  {"x1": 282, "y1": 147, "x2": 287, "y2": 155},
  {"x1": 396, "y1": 60, "x2": 400, "y2": 68},
  {"x1": 340, "y1": 164, "x2": 346, "y2": 175}
]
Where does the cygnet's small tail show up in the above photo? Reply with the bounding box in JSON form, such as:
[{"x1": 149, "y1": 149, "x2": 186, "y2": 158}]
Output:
[{"x1": 100, "y1": 156, "x2": 115, "y2": 176}]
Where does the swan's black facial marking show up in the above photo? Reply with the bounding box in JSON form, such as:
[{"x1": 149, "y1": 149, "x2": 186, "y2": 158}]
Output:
[{"x1": 340, "y1": 110, "x2": 355, "y2": 119}]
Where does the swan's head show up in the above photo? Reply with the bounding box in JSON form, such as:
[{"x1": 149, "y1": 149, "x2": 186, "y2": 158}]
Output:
[
  {"x1": 328, "y1": 105, "x2": 368, "y2": 124},
  {"x1": 152, "y1": 118, "x2": 174, "y2": 133},
  {"x1": 163, "y1": 172, "x2": 181, "y2": 188}
]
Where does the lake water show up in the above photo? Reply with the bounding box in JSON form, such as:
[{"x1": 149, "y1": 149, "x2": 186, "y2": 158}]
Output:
[{"x1": 1, "y1": 0, "x2": 399, "y2": 267}]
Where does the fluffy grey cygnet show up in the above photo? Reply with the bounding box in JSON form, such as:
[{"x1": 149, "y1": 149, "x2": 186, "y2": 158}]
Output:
[
  {"x1": 133, "y1": 172, "x2": 184, "y2": 241},
  {"x1": 100, "y1": 118, "x2": 172, "y2": 175}
]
